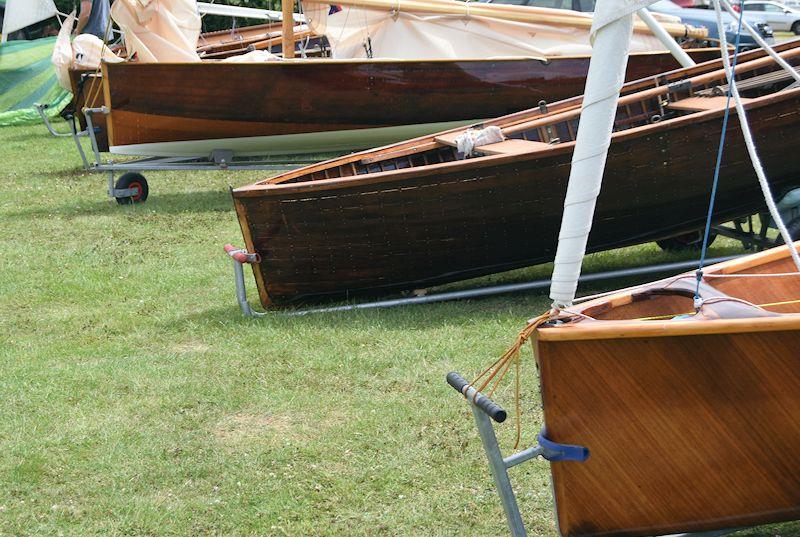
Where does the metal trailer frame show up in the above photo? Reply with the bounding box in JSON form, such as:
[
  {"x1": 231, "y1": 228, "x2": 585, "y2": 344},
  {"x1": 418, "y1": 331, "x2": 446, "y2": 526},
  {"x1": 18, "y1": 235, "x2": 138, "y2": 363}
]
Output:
[
  {"x1": 222, "y1": 245, "x2": 739, "y2": 317},
  {"x1": 57, "y1": 106, "x2": 327, "y2": 204},
  {"x1": 445, "y1": 372, "x2": 747, "y2": 537}
]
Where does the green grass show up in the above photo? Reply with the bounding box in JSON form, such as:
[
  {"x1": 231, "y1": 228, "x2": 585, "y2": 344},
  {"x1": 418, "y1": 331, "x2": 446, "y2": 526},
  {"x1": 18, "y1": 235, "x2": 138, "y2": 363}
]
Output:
[{"x1": 1, "y1": 122, "x2": 798, "y2": 536}]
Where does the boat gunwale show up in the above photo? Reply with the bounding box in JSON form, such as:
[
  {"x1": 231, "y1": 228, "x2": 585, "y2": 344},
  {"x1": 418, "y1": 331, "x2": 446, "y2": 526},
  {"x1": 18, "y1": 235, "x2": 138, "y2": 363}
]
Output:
[
  {"x1": 101, "y1": 47, "x2": 723, "y2": 66},
  {"x1": 230, "y1": 42, "x2": 800, "y2": 192},
  {"x1": 537, "y1": 243, "x2": 800, "y2": 341},
  {"x1": 231, "y1": 86, "x2": 800, "y2": 197}
]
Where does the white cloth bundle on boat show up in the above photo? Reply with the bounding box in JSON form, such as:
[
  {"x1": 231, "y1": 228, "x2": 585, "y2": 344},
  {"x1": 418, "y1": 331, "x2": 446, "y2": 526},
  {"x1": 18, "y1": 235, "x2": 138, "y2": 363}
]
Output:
[
  {"x1": 72, "y1": 34, "x2": 125, "y2": 69},
  {"x1": 221, "y1": 49, "x2": 283, "y2": 62},
  {"x1": 455, "y1": 127, "x2": 505, "y2": 158},
  {"x1": 304, "y1": 0, "x2": 669, "y2": 59},
  {"x1": 111, "y1": 0, "x2": 201, "y2": 62},
  {"x1": 2, "y1": 0, "x2": 57, "y2": 38},
  {"x1": 52, "y1": 11, "x2": 76, "y2": 91},
  {"x1": 52, "y1": 12, "x2": 124, "y2": 91}
]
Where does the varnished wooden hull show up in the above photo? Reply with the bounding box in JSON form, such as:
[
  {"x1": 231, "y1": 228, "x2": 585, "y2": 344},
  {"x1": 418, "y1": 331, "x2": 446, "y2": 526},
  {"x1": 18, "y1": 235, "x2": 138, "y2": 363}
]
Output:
[
  {"x1": 233, "y1": 87, "x2": 800, "y2": 306},
  {"x1": 102, "y1": 49, "x2": 718, "y2": 156},
  {"x1": 534, "y1": 244, "x2": 800, "y2": 536}
]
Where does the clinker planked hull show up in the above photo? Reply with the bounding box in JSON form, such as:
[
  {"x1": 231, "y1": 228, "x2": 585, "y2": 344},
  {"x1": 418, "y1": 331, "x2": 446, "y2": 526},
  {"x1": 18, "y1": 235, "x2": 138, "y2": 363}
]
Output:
[{"x1": 233, "y1": 89, "x2": 800, "y2": 306}]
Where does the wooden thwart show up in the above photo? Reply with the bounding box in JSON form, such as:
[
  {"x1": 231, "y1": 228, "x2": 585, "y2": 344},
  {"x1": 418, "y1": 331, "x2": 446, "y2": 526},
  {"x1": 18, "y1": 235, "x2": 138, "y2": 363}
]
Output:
[
  {"x1": 434, "y1": 133, "x2": 550, "y2": 155},
  {"x1": 477, "y1": 139, "x2": 551, "y2": 155},
  {"x1": 667, "y1": 95, "x2": 753, "y2": 111}
]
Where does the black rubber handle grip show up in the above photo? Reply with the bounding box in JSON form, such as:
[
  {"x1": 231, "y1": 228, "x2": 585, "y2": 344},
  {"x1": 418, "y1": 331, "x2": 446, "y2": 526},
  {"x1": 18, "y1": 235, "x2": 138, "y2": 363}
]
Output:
[{"x1": 447, "y1": 372, "x2": 507, "y2": 423}]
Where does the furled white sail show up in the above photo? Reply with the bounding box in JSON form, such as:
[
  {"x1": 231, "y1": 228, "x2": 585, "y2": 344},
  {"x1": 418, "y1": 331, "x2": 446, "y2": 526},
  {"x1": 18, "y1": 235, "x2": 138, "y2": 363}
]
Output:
[
  {"x1": 111, "y1": 0, "x2": 201, "y2": 62},
  {"x1": 304, "y1": 0, "x2": 679, "y2": 59},
  {"x1": 548, "y1": 0, "x2": 660, "y2": 307},
  {"x1": 2, "y1": 0, "x2": 57, "y2": 40}
]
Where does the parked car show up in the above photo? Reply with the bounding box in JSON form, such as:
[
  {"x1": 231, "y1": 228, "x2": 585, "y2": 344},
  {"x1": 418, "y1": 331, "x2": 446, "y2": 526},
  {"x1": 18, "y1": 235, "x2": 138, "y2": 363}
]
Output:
[
  {"x1": 742, "y1": 0, "x2": 800, "y2": 33},
  {"x1": 649, "y1": 0, "x2": 774, "y2": 48},
  {"x1": 482, "y1": 0, "x2": 776, "y2": 48}
]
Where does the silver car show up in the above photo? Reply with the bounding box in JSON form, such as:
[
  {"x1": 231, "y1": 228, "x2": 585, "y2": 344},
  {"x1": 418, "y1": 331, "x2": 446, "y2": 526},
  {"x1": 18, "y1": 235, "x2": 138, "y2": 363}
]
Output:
[{"x1": 742, "y1": 0, "x2": 800, "y2": 33}]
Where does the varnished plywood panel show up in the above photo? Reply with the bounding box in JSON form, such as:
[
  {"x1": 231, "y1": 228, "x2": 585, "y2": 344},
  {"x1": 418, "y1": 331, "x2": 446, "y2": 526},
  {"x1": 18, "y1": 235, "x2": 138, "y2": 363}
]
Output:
[{"x1": 535, "y1": 331, "x2": 800, "y2": 536}]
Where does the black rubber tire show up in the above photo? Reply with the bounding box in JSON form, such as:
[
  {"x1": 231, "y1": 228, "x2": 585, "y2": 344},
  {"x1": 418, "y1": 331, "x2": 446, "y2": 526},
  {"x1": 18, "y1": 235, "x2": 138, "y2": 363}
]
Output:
[
  {"x1": 773, "y1": 216, "x2": 800, "y2": 246},
  {"x1": 793, "y1": 22, "x2": 800, "y2": 35},
  {"x1": 114, "y1": 172, "x2": 149, "y2": 205},
  {"x1": 656, "y1": 230, "x2": 716, "y2": 252}
]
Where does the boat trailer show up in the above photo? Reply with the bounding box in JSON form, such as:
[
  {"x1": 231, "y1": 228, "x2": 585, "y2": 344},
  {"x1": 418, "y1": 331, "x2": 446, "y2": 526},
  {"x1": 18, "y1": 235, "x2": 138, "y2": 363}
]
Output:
[
  {"x1": 446, "y1": 372, "x2": 750, "y2": 537},
  {"x1": 222, "y1": 246, "x2": 738, "y2": 317},
  {"x1": 51, "y1": 106, "x2": 326, "y2": 204}
]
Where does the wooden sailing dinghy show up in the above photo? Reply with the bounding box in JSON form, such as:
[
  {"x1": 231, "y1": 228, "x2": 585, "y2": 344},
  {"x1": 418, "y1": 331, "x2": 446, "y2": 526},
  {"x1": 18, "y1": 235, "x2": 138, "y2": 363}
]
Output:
[
  {"x1": 533, "y1": 242, "x2": 800, "y2": 535},
  {"x1": 101, "y1": 48, "x2": 719, "y2": 157},
  {"x1": 98, "y1": 0, "x2": 714, "y2": 157},
  {"x1": 64, "y1": 22, "x2": 317, "y2": 152},
  {"x1": 231, "y1": 40, "x2": 800, "y2": 306}
]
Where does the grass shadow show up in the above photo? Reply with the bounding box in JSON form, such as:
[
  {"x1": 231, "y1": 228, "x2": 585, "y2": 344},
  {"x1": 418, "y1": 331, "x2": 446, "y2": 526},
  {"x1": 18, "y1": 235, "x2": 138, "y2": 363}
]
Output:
[
  {"x1": 172, "y1": 244, "x2": 752, "y2": 331},
  {"x1": 4, "y1": 188, "x2": 236, "y2": 218}
]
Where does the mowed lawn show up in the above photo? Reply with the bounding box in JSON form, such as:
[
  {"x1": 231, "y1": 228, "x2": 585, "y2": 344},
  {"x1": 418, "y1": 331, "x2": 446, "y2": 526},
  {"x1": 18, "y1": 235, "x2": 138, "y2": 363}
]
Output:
[{"x1": 1, "y1": 122, "x2": 798, "y2": 536}]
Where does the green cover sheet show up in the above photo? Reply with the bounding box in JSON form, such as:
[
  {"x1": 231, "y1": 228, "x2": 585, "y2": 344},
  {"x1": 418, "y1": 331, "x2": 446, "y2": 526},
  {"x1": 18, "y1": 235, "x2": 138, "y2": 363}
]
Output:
[{"x1": 0, "y1": 36, "x2": 71, "y2": 126}]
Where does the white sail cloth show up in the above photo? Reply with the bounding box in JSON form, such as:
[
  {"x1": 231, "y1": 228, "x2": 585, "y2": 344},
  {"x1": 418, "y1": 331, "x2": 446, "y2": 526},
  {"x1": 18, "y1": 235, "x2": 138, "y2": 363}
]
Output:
[
  {"x1": 304, "y1": 1, "x2": 671, "y2": 59},
  {"x1": 2, "y1": 0, "x2": 57, "y2": 39},
  {"x1": 51, "y1": 12, "x2": 124, "y2": 91},
  {"x1": 111, "y1": 0, "x2": 201, "y2": 62},
  {"x1": 548, "y1": 0, "x2": 660, "y2": 307}
]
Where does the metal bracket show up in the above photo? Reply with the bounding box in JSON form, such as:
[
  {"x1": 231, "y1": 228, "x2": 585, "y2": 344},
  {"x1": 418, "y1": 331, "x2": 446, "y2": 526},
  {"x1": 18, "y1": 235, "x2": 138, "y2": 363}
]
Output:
[
  {"x1": 449, "y1": 372, "x2": 751, "y2": 537},
  {"x1": 36, "y1": 104, "x2": 74, "y2": 137},
  {"x1": 224, "y1": 244, "x2": 266, "y2": 317},
  {"x1": 211, "y1": 149, "x2": 235, "y2": 167}
]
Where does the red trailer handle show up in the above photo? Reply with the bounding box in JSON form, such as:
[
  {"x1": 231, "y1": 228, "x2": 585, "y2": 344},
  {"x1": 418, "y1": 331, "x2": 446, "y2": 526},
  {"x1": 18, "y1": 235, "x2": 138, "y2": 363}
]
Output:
[{"x1": 224, "y1": 244, "x2": 261, "y2": 264}]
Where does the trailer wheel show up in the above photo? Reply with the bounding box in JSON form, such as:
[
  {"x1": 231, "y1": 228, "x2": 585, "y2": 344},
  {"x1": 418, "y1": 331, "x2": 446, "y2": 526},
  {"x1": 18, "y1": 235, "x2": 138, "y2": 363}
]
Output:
[
  {"x1": 656, "y1": 230, "x2": 716, "y2": 252},
  {"x1": 773, "y1": 216, "x2": 800, "y2": 246},
  {"x1": 115, "y1": 172, "x2": 149, "y2": 205}
]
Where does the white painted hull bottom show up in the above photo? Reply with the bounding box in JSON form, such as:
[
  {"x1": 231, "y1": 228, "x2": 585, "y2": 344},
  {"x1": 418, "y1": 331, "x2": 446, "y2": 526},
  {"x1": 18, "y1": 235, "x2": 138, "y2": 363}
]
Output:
[{"x1": 109, "y1": 120, "x2": 483, "y2": 158}]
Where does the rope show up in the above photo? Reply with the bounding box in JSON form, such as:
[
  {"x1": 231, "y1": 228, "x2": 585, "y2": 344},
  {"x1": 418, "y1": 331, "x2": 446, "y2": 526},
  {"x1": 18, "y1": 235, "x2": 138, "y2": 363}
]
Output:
[
  {"x1": 470, "y1": 311, "x2": 551, "y2": 449},
  {"x1": 704, "y1": 271, "x2": 800, "y2": 278},
  {"x1": 712, "y1": 0, "x2": 800, "y2": 272},
  {"x1": 636, "y1": 297, "x2": 800, "y2": 321},
  {"x1": 719, "y1": 0, "x2": 800, "y2": 84},
  {"x1": 83, "y1": 12, "x2": 117, "y2": 110},
  {"x1": 694, "y1": 1, "x2": 745, "y2": 306}
]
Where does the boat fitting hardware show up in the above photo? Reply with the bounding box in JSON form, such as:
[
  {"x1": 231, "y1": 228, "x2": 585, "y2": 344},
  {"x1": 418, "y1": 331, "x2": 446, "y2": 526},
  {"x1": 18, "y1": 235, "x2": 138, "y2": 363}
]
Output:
[{"x1": 448, "y1": 371, "x2": 748, "y2": 537}]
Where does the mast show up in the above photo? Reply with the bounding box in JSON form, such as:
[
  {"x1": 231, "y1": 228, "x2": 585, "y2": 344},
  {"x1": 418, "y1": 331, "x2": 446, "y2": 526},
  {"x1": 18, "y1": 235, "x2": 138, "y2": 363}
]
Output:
[
  {"x1": 304, "y1": 0, "x2": 707, "y2": 40},
  {"x1": 282, "y1": 0, "x2": 295, "y2": 59},
  {"x1": 548, "y1": 0, "x2": 660, "y2": 308}
]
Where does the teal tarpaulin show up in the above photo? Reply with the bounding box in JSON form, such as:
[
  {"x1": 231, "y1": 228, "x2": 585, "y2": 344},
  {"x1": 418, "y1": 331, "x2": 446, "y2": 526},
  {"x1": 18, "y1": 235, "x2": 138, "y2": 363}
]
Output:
[{"x1": 0, "y1": 36, "x2": 72, "y2": 126}]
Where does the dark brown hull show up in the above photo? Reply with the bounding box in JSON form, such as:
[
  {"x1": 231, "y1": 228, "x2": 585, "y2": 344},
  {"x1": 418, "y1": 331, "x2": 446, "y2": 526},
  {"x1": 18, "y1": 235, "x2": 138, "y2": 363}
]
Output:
[
  {"x1": 103, "y1": 49, "x2": 718, "y2": 154},
  {"x1": 232, "y1": 89, "x2": 800, "y2": 306},
  {"x1": 534, "y1": 245, "x2": 800, "y2": 536}
]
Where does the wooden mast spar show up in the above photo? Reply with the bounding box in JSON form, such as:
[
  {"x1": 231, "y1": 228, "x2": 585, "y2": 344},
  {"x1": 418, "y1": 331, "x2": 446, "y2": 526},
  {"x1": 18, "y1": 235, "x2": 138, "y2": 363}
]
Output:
[
  {"x1": 282, "y1": 0, "x2": 295, "y2": 59},
  {"x1": 305, "y1": 0, "x2": 708, "y2": 40}
]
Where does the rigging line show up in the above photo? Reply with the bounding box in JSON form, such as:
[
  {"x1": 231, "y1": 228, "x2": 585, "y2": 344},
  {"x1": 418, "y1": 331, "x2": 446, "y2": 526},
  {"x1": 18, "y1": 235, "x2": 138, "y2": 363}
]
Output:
[
  {"x1": 635, "y1": 297, "x2": 800, "y2": 320},
  {"x1": 694, "y1": 1, "x2": 746, "y2": 304},
  {"x1": 704, "y1": 271, "x2": 800, "y2": 277},
  {"x1": 719, "y1": 0, "x2": 800, "y2": 84},
  {"x1": 713, "y1": 0, "x2": 800, "y2": 272},
  {"x1": 84, "y1": 13, "x2": 117, "y2": 115},
  {"x1": 514, "y1": 352, "x2": 521, "y2": 450}
]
